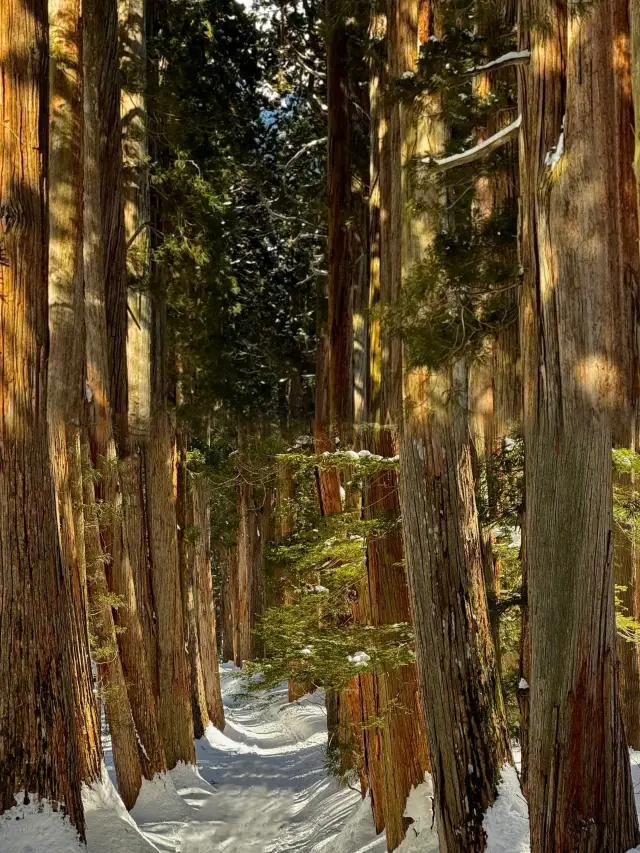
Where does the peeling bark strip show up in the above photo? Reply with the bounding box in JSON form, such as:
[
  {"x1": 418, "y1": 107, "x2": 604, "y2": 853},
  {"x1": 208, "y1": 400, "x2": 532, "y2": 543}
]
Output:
[
  {"x1": 0, "y1": 0, "x2": 87, "y2": 830},
  {"x1": 519, "y1": 0, "x2": 640, "y2": 845}
]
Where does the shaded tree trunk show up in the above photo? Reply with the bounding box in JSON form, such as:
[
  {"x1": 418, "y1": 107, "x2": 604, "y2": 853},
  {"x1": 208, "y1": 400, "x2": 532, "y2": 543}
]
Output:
[
  {"x1": 219, "y1": 547, "x2": 237, "y2": 663},
  {"x1": 326, "y1": 0, "x2": 354, "y2": 438},
  {"x1": 518, "y1": 0, "x2": 640, "y2": 844},
  {"x1": 192, "y1": 476, "x2": 225, "y2": 730},
  {"x1": 178, "y1": 447, "x2": 210, "y2": 740},
  {"x1": 235, "y1": 423, "x2": 266, "y2": 664},
  {"x1": 81, "y1": 437, "x2": 143, "y2": 809},
  {"x1": 145, "y1": 293, "x2": 195, "y2": 767}
]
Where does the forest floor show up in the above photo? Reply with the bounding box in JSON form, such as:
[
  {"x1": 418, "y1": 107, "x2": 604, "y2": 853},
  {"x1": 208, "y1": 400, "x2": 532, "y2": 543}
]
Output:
[{"x1": 8, "y1": 664, "x2": 640, "y2": 851}]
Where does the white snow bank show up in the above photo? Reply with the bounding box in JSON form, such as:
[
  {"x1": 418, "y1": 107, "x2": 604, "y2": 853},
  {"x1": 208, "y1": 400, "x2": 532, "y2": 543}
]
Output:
[
  {"x1": 84, "y1": 765, "x2": 160, "y2": 853},
  {"x1": 130, "y1": 771, "x2": 190, "y2": 825},
  {"x1": 0, "y1": 794, "x2": 83, "y2": 853},
  {"x1": 484, "y1": 764, "x2": 530, "y2": 852}
]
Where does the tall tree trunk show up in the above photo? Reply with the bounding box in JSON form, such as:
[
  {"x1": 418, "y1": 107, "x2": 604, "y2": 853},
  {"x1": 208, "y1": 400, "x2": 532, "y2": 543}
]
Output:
[
  {"x1": 220, "y1": 547, "x2": 237, "y2": 663},
  {"x1": 84, "y1": 0, "x2": 166, "y2": 786},
  {"x1": 519, "y1": 0, "x2": 640, "y2": 845},
  {"x1": 192, "y1": 476, "x2": 225, "y2": 730},
  {"x1": 615, "y1": 0, "x2": 640, "y2": 750},
  {"x1": 82, "y1": 437, "x2": 143, "y2": 809},
  {"x1": 314, "y1": 301, "x2": 343, "y2": 514},
  {"x1": 0, "y1": 2, "x2": 87, "y2": 830},
  {"x1": 236, "y1": 423, "x2": 265, "y2": 663},
  {"x1": 392, "y1": 1, "x2": 511, "y2": 850},
  {"x1": 145, "y1": 293, "x2": 195, "y2": 767},
  {"x1": 118, "y1": 0, "x2": 159, "y2": 703},
  {"x1": 326, "y1": 0, "x2": 354, "y2": 438},
  {"x1": 100, "y1": 0, "x2": 129, "y2": 451},
  {"x1": 48, "y1": 0, "x2": 102, "y2": 785},
  {"x1": 177, "y1": 444, "x2": 210, "y2": 740},
  {"x1": 358, "y1": 20, "x2": 431, "y2": 847}
]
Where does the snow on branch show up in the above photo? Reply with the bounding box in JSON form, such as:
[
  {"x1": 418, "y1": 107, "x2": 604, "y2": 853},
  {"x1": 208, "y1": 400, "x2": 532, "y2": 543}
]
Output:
[
  {"x1": 465, "y1": 50, "x2": 530, "y2": 76},
  {"x1": 285, "y1": 137, "x2": 328, "y2": 170},
  {"x1": 422, "y1": 115, "x2": 521, "y2": 173}
]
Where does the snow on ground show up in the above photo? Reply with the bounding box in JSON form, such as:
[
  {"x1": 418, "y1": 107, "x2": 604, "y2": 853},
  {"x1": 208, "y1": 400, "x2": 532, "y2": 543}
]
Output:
[{"x1": 8, "y1": 667, "x2": 640, "y2": 852}]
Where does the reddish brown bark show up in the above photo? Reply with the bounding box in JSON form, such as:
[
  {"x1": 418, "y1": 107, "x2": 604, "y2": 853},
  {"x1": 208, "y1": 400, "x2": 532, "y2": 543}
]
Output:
[
  {"x1": 392, "y1": 1, "x2": 511, "y2": 849},
  {"x1": 0, "y1": 1, "x2": 88, "y2": 829},
  {"x1": 326, "y1": 0, "x2": 354, "y2": 436}
]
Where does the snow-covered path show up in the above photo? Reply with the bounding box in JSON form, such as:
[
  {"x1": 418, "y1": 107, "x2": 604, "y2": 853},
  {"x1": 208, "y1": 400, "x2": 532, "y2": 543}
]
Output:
[
  {"x1": 17, "y1": 664, "x2": 640, "y2": 853},
  {"x1": 98, "y1": 665, "x2": 390, "y2": 853}
]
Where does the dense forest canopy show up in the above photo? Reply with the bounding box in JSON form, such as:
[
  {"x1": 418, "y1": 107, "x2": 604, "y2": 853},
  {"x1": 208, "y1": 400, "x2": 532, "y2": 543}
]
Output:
[{"x1": 4, "y1": 0, "x2": 640, "y2": 851}]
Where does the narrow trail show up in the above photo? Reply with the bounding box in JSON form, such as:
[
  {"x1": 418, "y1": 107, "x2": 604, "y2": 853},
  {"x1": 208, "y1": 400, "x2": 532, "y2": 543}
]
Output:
[{"x1": 95, "y1": 666, "x2": 388, "y2": 853}]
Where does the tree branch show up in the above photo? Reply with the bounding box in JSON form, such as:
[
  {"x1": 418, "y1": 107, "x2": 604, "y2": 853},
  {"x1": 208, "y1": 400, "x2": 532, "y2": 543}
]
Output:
[
  {"x1": 465, "y1": 50, "x2": 530, "y2": 76},
  {"x1": 422, "y1": 115, "x2": 521, "y2": 173}
]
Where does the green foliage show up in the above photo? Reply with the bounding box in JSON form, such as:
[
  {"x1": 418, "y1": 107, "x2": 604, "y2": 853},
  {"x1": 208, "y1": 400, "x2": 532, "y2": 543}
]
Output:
[
  {"x1": 615, "y1": 585, "x2": 640, "y2": 646},
  {"x1": 476, "y1": 434, "x2": 524, "y2": 530},
  {"x1": 380, "y1": 0, "x2": 520, "y2": 371},
  {"x1": 242, "y1": 442, "x2": 414, "y2": 692},
  {"x1": 382, "y1": 207, "x2": 519, "y2": 369},
  {"x1": 151, "y1": 0, "x2": 321, "y2": 429}
]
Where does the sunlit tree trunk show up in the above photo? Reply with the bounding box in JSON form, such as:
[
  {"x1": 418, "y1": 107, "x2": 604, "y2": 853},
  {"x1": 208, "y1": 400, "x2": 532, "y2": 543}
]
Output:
[
  {"x1": 84, "y1": 0, "x2": 166, "y2": 787},
  {"x1": 48, "y1": 0, "x2": 102, "y2": 785},
  {"x1": 118, "y1": 0, "x2": 159, "y2": 704},
  {"x1": 356, "y1": 17, "x2": 431, "y2": 846},
  {"x1": 518, "y1": 0, "x2": 640, "y2": 845},
  {"x1": 393, "y1": 1, "x2": 511, "y2": 849},
  {"x1": 0, "y1": 2, "x2": 88, "y2": 831}
]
